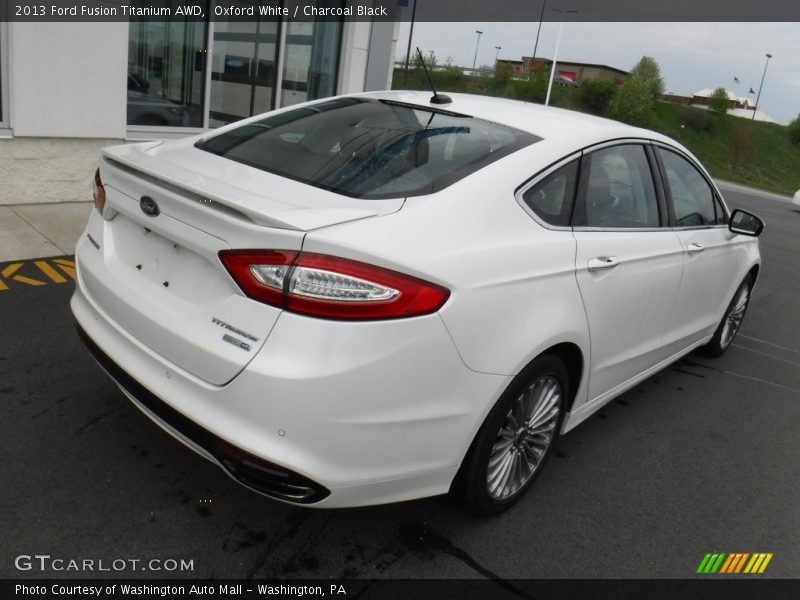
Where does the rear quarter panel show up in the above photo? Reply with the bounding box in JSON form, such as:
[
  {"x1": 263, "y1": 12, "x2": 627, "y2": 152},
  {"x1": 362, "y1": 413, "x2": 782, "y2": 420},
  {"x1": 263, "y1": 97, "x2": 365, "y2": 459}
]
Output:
[{"x1": 302, "y1": 142, "x2": 592, "y2": 412}]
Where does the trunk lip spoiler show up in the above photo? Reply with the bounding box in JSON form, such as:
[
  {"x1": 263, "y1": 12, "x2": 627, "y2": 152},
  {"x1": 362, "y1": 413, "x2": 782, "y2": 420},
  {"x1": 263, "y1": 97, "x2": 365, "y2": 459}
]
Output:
[{"x1": 101, "y1": 146, "x2": 392, "y2": 232}]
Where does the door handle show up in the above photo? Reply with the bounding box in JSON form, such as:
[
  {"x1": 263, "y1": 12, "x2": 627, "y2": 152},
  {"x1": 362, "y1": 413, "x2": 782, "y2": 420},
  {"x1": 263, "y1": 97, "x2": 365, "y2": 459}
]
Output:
[
  {"x1": 587, "y1": 256, "x2": 620, "y2": 272},
  {"x1": 687, "y1": 243, "x2": 705, "y2": 254}
]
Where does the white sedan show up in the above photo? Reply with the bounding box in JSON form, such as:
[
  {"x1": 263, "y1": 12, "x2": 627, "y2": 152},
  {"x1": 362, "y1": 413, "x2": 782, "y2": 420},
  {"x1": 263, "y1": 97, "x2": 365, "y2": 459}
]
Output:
[
  {"x1": 72, "y1": 91, "x2": 763, "y2": 515},
  {"x1": 794, "y1": 188, "x2": 800, "y2": 207}
]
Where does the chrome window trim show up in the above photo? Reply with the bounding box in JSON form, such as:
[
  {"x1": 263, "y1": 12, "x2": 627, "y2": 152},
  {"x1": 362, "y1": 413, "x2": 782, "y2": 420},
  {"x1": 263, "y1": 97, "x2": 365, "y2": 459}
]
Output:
[
  {"x1": 670, "y1": 224, "x2": 729, "y2": 232},
  {"x1": 582, "y1": 137, "x2": 654, "y2": 153},
  {"x1": 572, "y1": 226, "x2": 672, "y2": 233},
  {"x1": 514, "y1": 138, "x2": 731, "y2": 234},
  {"x1": 514, "y1": 151, "x2": 582, "y2": 232},
  {"x1": 650, "y1": 140, "x2": 730, "y2": 222}
]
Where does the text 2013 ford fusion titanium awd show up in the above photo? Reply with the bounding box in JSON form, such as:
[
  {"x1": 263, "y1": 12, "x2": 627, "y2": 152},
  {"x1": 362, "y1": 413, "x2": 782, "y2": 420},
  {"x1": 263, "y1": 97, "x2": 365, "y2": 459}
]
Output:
[{"x1": 72, "y1": 91, "x2": 763, "y2": 515}]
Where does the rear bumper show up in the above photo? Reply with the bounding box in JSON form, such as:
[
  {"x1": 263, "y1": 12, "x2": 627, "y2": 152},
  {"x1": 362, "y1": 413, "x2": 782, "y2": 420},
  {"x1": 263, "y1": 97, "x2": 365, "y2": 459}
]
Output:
[
  {"x1": 75, "y1": 323, "x2": 330, "y2": 504},
  {"x1": 71, "y1": 256, "x2": 509, "y2": 507}
]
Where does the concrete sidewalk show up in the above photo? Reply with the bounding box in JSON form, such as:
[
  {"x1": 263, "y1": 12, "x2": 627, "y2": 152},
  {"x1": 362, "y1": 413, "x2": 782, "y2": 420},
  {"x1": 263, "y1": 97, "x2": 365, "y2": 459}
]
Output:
[{"x1": 0, "y1": 202, "x2": 92, "y2": 262}]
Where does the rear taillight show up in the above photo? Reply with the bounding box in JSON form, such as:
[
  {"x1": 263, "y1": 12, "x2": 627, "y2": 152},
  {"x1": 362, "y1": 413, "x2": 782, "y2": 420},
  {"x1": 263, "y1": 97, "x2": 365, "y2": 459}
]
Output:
[
  {"x1": 92, "y1": 168, "x2": 106, "y2": 214},
  {"x1": 219, "y1": 250, "x2": 450, "y2": 320}
]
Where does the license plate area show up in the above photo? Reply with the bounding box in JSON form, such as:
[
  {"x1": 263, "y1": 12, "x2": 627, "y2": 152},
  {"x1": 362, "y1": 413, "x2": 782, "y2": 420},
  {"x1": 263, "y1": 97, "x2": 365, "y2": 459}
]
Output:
[{"x1": 111, "y1": 214, "x2": 231, "y2": 305}]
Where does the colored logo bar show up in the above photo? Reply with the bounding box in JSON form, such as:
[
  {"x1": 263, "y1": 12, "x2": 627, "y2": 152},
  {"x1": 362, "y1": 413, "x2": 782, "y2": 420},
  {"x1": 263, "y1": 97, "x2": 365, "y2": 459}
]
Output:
[{"x1": 696, "y1": 552, "x2": 773, "y2": 574}]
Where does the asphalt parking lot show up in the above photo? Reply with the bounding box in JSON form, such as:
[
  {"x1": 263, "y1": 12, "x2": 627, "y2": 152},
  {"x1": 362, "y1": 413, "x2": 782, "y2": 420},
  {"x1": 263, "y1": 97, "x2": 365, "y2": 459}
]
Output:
[{"x1": 1, "y1": 186, "x2": 798, "y2": 582}]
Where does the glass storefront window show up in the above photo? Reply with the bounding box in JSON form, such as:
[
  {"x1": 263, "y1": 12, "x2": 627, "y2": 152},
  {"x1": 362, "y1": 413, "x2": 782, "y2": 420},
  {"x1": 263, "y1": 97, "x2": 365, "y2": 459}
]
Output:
[
  {"x1": 127, "y1": 2, "x2": 208, "y2": 127},
  {"x1": 126, "y1": 1, "x2": 346, "y2": 130},
  {"x1": 280, "y1": 16, "x2": 343, "y2": 108},
  {"x1": 0, "y1": 22, "x2": 6, "y2": 126},
  {"x1": 209, "y1": 4, "x2": 281, "y2": 128}
]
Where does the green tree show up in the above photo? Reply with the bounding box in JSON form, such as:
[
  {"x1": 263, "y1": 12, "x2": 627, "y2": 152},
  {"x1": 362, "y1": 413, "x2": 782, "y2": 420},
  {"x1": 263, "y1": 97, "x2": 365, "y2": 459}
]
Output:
[
  {"x1": 680, "y1": 106, "x2": 712, "y2": 132},
  {"x1": 787, "y1": 114, "x2": 800, "y2": 145},
  {"x1": 495, "y1": 61, "x2": 514, "y2": 83},
  {"x1": 413, "y1": 50, "x2": 437, "y2": 70},
  {"x1": 507, "y1": 63, "x2": 549, "y2": 103},
  {"x1": 608, "y1": 76, "x2": 653, "y2": 127},
  {"x1": 629, "y1": 56, "x2": 664, "y2": 98},
  {"x1": 578, "y1": 78, "x2": 618, "y2": 116},
  {"x1": 708, "y1": 87, "x2": 730, "y2": 115}
]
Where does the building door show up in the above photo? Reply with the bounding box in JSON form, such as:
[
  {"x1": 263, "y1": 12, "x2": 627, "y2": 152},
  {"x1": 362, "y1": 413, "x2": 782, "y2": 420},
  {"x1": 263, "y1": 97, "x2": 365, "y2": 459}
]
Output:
[{"x1": 209, "y1": 17, "x2": 281, "y2": 127}]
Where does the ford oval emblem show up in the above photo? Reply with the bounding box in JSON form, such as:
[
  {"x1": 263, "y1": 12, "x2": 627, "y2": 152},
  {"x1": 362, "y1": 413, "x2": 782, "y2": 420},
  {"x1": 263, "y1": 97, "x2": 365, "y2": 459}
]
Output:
[{"x1": 140, "y1": 196, "x2": 159, "y2": 217}]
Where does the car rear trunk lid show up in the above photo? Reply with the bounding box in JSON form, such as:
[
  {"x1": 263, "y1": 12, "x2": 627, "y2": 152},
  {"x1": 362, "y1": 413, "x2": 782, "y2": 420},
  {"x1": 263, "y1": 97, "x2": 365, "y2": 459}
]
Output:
[{"x1": 79, "y1": 141, "x2": 403, "y2": 386}]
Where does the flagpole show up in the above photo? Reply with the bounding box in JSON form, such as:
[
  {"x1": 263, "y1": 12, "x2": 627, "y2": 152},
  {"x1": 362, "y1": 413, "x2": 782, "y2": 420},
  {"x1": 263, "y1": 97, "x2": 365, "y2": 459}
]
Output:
[
  {"x1": 752, "y1": 53, "x2": 773, "y2": 121},
  {"x1": 403, "y1": 0, "x2": 418, "y2": 86}
]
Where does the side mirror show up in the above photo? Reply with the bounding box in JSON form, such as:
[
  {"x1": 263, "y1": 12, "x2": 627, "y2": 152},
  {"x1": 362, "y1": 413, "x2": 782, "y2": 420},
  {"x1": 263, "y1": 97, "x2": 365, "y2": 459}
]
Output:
[{"x1": 729, "y1": 209, "x2": 764, "y2": 237}]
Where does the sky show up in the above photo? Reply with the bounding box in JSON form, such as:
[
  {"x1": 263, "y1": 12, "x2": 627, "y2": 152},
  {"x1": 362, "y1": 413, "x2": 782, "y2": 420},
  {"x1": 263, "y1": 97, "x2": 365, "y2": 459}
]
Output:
[{"x1": 395, "y1": 22, "x2": 800, "y2": 125}]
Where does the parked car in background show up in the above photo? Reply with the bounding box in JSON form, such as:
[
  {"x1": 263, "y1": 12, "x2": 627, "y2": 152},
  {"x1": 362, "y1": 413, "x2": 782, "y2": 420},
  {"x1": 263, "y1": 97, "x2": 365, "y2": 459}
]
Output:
[
  {"x1": 127, "y1": 72, "x2": 190, "y2": 126},
  {"x1": 793, "y1": 188, "x2": 800, "y2": 207},
  {"x1": 72, "y1": 91, "x2": 763, "y2": 515}
]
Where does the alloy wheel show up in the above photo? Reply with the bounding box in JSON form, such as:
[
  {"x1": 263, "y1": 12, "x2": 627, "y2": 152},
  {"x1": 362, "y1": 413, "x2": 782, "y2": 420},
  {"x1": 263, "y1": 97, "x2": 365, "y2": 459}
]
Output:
[
  {"x1": 486, "y1": 375, "x2": 561, "y2": 500},
  {"x1": 720, "y1": 284, "x2": 750, "y2": 350}
]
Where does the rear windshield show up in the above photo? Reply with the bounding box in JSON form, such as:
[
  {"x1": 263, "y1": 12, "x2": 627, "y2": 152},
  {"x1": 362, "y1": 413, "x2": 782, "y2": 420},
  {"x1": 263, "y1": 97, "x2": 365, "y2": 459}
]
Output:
[{"x1": 196, "y1": 97, "x2": 540, "y2": 199}]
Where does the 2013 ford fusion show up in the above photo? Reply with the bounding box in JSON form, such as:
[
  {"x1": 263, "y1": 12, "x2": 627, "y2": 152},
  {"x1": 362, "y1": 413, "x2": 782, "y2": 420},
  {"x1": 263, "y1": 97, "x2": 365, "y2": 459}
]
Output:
[{"x1": 72, "y1": 91, "x2": 763, "y2": 515}]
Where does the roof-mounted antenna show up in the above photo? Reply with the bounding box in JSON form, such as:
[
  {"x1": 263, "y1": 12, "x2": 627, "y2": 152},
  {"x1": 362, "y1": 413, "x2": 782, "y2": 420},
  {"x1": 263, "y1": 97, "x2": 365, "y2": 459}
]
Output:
[{"x1": 416, "y1": 47, "x2": 452, "y2": 105}]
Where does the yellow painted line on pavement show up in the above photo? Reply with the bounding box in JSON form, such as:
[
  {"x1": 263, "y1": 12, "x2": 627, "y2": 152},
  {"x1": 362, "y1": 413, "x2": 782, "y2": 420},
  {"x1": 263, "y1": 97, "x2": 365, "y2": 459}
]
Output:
[
  {"x1": 0, "y1": 257, "x2": 75, "y2": 292},
  {"x1": 1, "y1": 262, "x2": 46, "y2": 286},
  {"x1": 53, "y1": 258, "x2": 76, "y2": 279},
  {"x1": 1, "y1": 263, "x2": 21, "y2": 278},
  {"x1": 34, "y1": 260, "x2": 68, "y2": 283}
]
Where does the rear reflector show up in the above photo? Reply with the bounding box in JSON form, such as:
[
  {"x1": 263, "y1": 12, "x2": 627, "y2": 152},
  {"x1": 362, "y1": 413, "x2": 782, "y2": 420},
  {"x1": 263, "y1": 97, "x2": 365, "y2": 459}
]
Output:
[
  {"x1": 219, "y1": 250, "x2": 449, "y2": 320},
  {"x1": 92, "y1": 168, "x2": 106, "y2": 215}
]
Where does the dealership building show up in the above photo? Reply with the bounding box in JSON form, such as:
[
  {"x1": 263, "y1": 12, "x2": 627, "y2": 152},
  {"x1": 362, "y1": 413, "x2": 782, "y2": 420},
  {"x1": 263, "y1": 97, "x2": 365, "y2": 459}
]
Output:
[{"x1": 0, "y1": 13, "x2": 400, "y2": 205}]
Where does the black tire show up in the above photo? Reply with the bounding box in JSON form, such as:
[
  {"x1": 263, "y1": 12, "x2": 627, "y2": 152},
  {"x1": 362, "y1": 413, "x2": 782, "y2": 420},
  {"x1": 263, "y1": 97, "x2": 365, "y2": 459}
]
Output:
[
  {"x1": 452, "y1": 355, "x2": 568, "y2": 517},
  {"x1": 700, "y1": 275, "x2": 753, "y2": 358}
]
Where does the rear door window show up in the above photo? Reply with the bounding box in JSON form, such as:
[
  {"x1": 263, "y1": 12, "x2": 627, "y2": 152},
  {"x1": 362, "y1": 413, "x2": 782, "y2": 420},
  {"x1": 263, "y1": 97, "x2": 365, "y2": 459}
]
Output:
[
  {"x1": 197, "y1": 97, "x2": 540, "y2": 199},
  {"x1": 572, "y1": 144, "x2": 661, "y2": 228}
]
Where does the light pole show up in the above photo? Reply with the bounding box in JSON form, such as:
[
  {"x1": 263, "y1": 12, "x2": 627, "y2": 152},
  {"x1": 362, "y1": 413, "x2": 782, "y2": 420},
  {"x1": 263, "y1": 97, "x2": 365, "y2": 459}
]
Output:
[
  {"x1": 495, "y1": 46, "x2": 502, "y2": 62},
  {"x1": 530, "y1": 0, "x2": 547, "y2": 77},
  {"x1": 402, "y1": 0, "x2": 418, "y2": 86},
  {"x1": 472, "y1": 30, "x2": 483, "y2": 71},
  {"x1": 545, "y1": 8, "x2": 577, "y2": 106},
  {"x1": 752, "y1": 53, "x2": 773, "y2": 121}
]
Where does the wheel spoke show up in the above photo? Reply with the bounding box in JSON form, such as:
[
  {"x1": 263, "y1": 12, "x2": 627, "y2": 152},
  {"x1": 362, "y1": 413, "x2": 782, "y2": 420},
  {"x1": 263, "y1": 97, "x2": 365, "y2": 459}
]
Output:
[
  {"x1": 486, "y1": 374, "x2": 562, "y2": 501},
  {"x1": 500, "y1": 451, "x2": 516, "y2": 495},
  {"x1": 529, "y1": 384, "x2": 560, "y2": 428},
  {"x1": 488, "y1": 450, "x2": 513, "y2": 495},
  {"x1": 719, "y1": 285, "x2": 751, "y2": 349},
  {"x1": 512, "y1": 395, "x2": 525, "y2": 430},
  {"x1": 527, "y1": 420, "x2": 557, "y2": 436},
  {"x1": 490, "y1": 439, "x2": 513, "y2": 462}
]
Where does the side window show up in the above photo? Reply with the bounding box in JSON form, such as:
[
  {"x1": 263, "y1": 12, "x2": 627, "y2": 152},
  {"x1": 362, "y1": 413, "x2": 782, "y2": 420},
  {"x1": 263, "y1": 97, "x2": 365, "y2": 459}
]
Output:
[
  {"x1": 521, "y1": 159, "x2": 578, "y2": 227},
  {"x1": 657, "y1": 148, "x2": 718, "y2": 227},
  {"x1": 713, "y1": 195, "x2": 728, "y2": 225},
  {"x1": 573, "y1": 144, "x2": 660, "y2": 228}
]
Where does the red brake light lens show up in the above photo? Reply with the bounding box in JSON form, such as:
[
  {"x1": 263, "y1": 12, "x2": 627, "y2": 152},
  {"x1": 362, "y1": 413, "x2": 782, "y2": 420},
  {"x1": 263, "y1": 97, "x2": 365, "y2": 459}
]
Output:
[
  {"x1": 219, "y1": 250, "x2": 450, "y2": 320},
  {"x1": 92, "y1": 168, "x2": 106, "y2": 214},
  {"x1": 218, "y1": 250, "x2": 297, "y2": 309}
]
